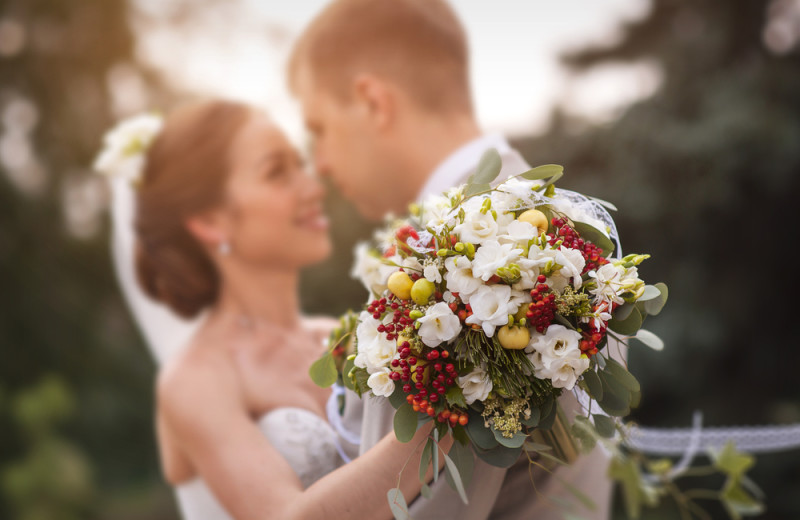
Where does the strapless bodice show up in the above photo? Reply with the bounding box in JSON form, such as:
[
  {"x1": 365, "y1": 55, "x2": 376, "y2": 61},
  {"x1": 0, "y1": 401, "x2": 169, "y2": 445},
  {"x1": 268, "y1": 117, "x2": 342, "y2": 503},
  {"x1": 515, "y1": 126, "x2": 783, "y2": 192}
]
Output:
[{"x1": 174, "y1": 406, "x2": 344, "y2": 520}]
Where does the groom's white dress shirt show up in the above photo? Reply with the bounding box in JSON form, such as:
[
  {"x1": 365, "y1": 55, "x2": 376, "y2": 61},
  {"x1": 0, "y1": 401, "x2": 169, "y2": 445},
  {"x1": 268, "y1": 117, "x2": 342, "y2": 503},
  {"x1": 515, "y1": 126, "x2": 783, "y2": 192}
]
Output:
[{"x1": 337, "y1": 134, "x2": 613, "y2": 520}]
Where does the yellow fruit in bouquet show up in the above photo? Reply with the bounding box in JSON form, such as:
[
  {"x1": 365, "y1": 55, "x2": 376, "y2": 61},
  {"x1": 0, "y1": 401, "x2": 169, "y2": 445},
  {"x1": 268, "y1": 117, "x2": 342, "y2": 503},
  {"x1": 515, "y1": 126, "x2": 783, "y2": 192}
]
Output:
[
  {"x1": 387, "y1": 271, "x2": 413, "y2": 300},
  {"x1": 517, "y1": 209, "x2": 549, "y2": 234},
  {"x1": 410, "y1": 278, "x2": 435, "y2": 305},
  {"x1": 497, "y1": 324, "x2": 530, "y2": 350}
]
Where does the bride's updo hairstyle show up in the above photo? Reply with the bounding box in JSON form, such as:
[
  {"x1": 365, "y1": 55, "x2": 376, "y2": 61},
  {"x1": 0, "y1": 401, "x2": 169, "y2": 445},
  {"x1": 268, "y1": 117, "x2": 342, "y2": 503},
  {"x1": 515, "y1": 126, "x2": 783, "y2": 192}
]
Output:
[{"x1": 134, "y1": 100, "x2": 251, "y2": 318}]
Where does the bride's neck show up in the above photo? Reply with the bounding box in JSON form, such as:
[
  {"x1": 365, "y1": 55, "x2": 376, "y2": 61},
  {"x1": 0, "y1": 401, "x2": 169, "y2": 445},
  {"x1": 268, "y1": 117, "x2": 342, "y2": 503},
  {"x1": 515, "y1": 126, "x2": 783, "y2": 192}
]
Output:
[{"x1": 214, "y1": 265, "x2": 301, "y2": 329}]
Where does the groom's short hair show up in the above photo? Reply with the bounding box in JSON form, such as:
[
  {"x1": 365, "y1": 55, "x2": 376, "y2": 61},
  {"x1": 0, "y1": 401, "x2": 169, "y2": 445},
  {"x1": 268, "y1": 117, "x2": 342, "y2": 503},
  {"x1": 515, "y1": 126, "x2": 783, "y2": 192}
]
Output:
[{"x1": 289, "y1": 0, "x2": 473, "y2": 114}]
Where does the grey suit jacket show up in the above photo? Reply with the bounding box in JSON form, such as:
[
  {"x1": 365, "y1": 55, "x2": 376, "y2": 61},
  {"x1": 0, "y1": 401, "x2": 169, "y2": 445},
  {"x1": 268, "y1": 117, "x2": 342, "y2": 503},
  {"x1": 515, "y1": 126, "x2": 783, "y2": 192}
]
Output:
[{"x1": 338, "y1": 147, "x2": 615, "y2": 520}]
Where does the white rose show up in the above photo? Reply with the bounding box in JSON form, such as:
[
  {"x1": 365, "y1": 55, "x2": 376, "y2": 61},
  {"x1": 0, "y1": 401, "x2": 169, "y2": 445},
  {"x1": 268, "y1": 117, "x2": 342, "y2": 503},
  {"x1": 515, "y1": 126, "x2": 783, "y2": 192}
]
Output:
[
  {"x1": 457, "y1": 365, "x2": 493, "y2": 404},
  {"x1": 350, "y1": 243, "x2": 396, "y2": 296},
  {"x1": 453, "y1": 204, "x2": 498, "y2": 244},
  {"x1": 471, "y1": 240, "x2": 522, "y2": 282},
  {"x1": 444, "y1": 256, "x2": 482, "y2": 302},
  {"x1": 367, "y1": 368, "x2": 396, "y2": 397},
  {"x1": 417, "y1": 302, "x2": 461, "y2": 347},
  {"x1": 354, "y1": 312, "x2": 397, "y2": 373},
  {"x1": 498, "y1": 219, "x2": 538, "y2": 248},
  {"x1": 465, "y1": 284, "x2": 515, "y2": 337},
  {"x1": 525, "y1": 324, "x2": 587, "y2": 390}
]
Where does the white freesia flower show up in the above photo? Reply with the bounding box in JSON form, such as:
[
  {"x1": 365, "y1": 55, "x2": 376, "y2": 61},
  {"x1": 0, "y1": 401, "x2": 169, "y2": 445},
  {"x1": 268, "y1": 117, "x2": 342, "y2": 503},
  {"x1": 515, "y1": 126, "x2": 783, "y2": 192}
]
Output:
[
  {"x1": 457, "y1": 365, "x2": 493, "y2": 404},
  {"x1": 420, "y1": 194, "x2": 456, "y2": 232},
  {"x1": 525, "y1": 324, "x2": 588, "y2": 390},
  {"x1": 471, "y1": 240, "x2": 522, "y2": 282},
  {"x1": 417, "y1": 302, "x2": 461, "y2": 347},
  {"x1": 93, "y1": 113, "x2": 163, "y2": 183},
  {"x1": 526, "y1": 245, "x2": 585, "y2": 292},
  {"x1": 453, "y1": 202, "x2": 498, "y2": 244},
  {"x1": 367, "y1": 368, "x2": 396, "y2": 397},
  {"x1": 423, "y1": 259, "x2": 443, "y2": 284},
  {"x1": 466, "y1": 284, "x2": 515, "y2": 336},
  {"x1": 354, "y1": 312, "x2": 397, "y2": 373},
  {"x1": 587, "y1": 263, "x2": 626, "y2": 306},
  {"x1": 512, "y1": 256, "x2": 541, "y2": 291},
  {"x1": 402, "y1": 256, "x2": 424, "y2": 273},
  {"x1": 350, "y1": 243, "x2": 396, "y2": 296},
  {"x1": 444, "y1": 256, "x2": 482, "y2": 302}
]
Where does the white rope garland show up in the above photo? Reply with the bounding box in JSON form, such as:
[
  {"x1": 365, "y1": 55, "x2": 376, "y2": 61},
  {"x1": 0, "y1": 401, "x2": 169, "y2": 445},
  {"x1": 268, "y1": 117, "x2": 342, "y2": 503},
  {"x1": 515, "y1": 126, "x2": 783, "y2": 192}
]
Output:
[{"x1": 624, "y1": 413, "x2": 800, "y2": 455}]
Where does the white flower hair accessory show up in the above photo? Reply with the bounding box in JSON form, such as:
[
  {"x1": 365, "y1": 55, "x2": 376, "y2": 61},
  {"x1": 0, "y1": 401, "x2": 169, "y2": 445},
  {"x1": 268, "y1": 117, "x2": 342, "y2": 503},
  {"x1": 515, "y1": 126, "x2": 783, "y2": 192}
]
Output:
[{"x1": 93, "y1": 112, "x2": 163, "y2": 185}]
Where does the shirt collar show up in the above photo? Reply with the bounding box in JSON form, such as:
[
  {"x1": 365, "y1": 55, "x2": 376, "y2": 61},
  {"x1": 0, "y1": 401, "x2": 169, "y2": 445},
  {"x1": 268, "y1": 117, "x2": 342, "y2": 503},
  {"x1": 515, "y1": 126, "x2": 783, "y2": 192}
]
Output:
[{"x1": 417, "y1": 133, "x2": 512, "y2": 201}]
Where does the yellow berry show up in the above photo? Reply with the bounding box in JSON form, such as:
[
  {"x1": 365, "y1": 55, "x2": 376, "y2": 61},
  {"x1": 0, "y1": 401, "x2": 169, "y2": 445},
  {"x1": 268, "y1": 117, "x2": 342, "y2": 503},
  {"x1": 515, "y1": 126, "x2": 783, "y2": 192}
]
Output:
[{"x1": 387, "y1": 271, "x2": 413, "y2": 300}]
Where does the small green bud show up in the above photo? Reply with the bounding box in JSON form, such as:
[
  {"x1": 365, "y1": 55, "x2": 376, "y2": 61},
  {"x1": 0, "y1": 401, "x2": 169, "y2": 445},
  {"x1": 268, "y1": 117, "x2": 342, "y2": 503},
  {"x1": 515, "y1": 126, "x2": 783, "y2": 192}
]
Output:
[
  {"x1": 409, "y1": 309, "x2": 424, "y2": 320},
  {"x1": 454, "y1": 242, "x2": 465, "y2": 253},
  {"x1": 437, "y1": 248, "x2": 449, "y2": 257}
]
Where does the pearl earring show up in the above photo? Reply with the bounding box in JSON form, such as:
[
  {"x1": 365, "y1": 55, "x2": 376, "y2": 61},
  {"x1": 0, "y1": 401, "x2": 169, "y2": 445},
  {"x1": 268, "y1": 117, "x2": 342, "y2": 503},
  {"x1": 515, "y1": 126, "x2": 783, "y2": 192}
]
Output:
[{"x1": 217, "y1": 240, "x2": 231, "y2": 256}]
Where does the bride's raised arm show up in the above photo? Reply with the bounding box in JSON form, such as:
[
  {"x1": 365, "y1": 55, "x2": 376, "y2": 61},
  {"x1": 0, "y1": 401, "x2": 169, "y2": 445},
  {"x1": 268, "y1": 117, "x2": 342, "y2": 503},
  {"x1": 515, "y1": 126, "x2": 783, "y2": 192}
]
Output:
[{"x1": 158, "y1": 353, "x2": 449, "y2": 520}]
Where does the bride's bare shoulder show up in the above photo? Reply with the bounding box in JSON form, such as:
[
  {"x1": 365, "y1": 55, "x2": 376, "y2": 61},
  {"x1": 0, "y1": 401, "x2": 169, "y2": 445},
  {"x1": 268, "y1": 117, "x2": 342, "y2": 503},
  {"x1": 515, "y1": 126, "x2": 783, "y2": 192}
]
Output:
[{"x1": 156, "y1": 336, "x2": 240, "y2": 423}]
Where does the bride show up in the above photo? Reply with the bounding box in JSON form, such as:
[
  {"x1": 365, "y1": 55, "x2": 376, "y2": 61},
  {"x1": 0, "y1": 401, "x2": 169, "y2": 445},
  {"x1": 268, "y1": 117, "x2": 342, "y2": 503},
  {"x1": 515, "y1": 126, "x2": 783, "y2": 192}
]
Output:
[{"x1": 102, "y1": 99, "x2": 449, "y2": 520}]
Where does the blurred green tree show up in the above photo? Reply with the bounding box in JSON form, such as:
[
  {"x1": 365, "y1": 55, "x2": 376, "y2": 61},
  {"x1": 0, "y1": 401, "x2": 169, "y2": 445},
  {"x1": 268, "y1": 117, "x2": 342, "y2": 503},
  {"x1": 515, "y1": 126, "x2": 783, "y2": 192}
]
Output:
[
  {"x1": 512, "y1": 0, "x2": 800, "y2": 517},
  {"x1": 0, "y1": 0, "x2": 176, "y2": 517}
]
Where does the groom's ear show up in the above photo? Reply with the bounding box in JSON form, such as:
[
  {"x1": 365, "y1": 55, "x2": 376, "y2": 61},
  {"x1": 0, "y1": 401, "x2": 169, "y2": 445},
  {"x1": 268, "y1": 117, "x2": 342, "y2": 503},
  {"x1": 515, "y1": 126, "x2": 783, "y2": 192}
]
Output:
[{"x1": 352, "y1": 73, "x2": 394, "y2": 131}]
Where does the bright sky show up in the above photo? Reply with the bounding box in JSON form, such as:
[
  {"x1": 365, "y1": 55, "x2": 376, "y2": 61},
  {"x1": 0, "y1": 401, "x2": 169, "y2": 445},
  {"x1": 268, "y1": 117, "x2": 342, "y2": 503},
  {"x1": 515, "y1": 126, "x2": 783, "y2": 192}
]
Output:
[{"x1": 132, "y1": 0, "x2": 658, "y2": 144}]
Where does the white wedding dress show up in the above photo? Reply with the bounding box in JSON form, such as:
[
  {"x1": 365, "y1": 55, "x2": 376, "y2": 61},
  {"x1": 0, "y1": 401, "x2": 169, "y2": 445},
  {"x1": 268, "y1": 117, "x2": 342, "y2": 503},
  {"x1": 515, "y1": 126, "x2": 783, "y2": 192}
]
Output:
[{"x1": 174, "y1": 403, "x2": 345, "y2": 520}]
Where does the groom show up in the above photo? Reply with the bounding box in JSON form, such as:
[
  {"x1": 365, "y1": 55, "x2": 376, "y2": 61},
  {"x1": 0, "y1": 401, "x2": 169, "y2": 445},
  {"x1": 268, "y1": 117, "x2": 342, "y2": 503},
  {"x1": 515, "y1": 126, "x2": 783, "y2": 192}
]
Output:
[{"x1": 290, "y1": 0, "x2": 613, "y2": 518}]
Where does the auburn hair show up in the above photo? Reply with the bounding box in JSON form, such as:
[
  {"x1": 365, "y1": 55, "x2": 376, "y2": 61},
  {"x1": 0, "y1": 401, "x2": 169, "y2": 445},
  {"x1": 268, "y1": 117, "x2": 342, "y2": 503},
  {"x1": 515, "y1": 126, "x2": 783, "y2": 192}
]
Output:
[{"x1": 134, "y1": 100, "x2": 251, "y2": 318}]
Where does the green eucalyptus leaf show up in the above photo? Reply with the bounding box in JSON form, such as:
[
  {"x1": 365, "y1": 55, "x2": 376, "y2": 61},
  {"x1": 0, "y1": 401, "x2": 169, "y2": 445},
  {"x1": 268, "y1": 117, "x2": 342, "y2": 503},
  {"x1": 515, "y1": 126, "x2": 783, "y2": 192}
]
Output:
[
  {"x1": 519, "y1": 164, "x2": 564, "y2": 181},
  {"x1": 387, "y1": 488, "x2": 411, "y2": 520},
  {"x1": 341, "y1": 356, "x2": 356, "y2": 391},
  {"x1": 521, "y1": 406, "x2": 541, "y2": 427},
  {"x1": 637, "y1": 285, "x2": 663, "y2": 302},
  {"x1": 466, "y1": 409, "x2": 499, "y2": 449},
  {"x1": 420, "y1": 483, "x2": 432, "y2": 499},
  {"x1": 445, "y1": 440, "x2": 474, "y2": 489},
  {"x1": 570, "y1": 420, "x2": 597, "y2": 452},
  {"x1": 604, "y1": 358, "x2": 641, "y2": 392},
  {"x1": 473, "y1": 443, "x2": 523, "y2": 468},
  {"x1": 612, "y1": 303, "x2": 635, "y2": 322},
  {"x1": 632, "y1": 329, "x2": 664, "y2": 351},
  {"x1": 442, "y1": 451, "x2": 470, "y2": 504},
  {"x1": 464, "y1": 182, "x2": 491, "y2": 198},
  {"x1": 471, "y1": 148, "x2": 502, "y2": 185},
  {"x1": 492, "y1": 427, "x2": 528, "y2": 449},
  {"x1": 582, "y1": 369, "x2": 603, "y2": 401},
  {"x1": 388, "y1": 381, "x2": 408, "y2": 409},
  {"x1": 393, "y1": 403, "x2": 418, "y2": 443},
  {"x1": 419, "y1": 438, "x2": 433, "y2": 483},
  {"x1": 597, "y1": 371, "x2": 631, "y2": 416},
  {"x1": 593, "y1": 414, "x2": 617, "y2": 438},
  {"x1": 608, "y1": 306, "x2": 643, "y2": 336},
  {"x1": 573, "y1": 221, "x2": 615, "y2": 257},
  {"x1": 308, "y1": 352, "x2": 337, "y2": 388},
  {"x1": 643, "y1": 283, "x2": 669, "y2": 316}
]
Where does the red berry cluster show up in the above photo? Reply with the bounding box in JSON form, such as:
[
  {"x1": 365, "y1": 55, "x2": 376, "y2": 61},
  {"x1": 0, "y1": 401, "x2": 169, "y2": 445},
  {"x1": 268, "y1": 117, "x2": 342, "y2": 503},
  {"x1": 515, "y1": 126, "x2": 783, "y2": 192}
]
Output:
[
  {"x1": 579, "y1": 330, "x2": 605, "y2": 357},
  {"x1": 368, "y1": 292, "x2": 468, "y2": 426},
  {"x1": 527, "y1": 275, "x2": 557, "y2": 333},
  {"x1": 548, "y1": 218, "x2": 609, "y2": 274}
]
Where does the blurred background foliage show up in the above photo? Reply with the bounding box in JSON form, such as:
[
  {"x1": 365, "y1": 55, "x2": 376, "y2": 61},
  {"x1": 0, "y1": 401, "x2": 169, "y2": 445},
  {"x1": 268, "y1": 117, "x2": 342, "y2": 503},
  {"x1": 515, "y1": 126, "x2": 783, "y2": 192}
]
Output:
[{"x1": 0, "y1": 0, "x2": 797, "y2": 519}]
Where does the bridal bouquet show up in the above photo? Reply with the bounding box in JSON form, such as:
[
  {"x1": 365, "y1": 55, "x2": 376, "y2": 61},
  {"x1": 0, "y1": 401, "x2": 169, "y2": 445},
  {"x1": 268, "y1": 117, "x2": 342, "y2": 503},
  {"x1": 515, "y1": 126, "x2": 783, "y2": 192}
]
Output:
[
  {"x1": 311, "y1": 149, "x2": 671, "y2": 508},
  {"x1": 313, "y1": 150, "x2": 764, "y2": 518}
]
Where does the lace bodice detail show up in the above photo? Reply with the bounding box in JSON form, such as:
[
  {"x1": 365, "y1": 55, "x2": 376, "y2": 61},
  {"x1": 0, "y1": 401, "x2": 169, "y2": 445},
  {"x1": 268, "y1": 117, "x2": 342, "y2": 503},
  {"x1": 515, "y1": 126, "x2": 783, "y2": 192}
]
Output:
[{"x1": 174, "y1": 406, "x2": 344, "y2": 520}]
